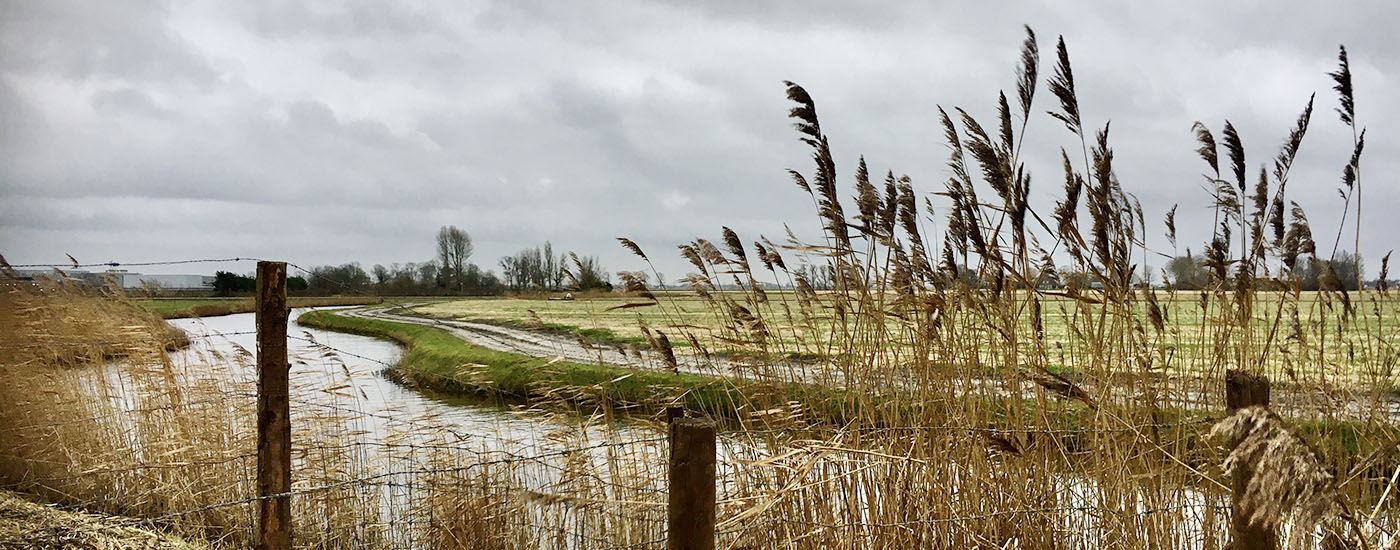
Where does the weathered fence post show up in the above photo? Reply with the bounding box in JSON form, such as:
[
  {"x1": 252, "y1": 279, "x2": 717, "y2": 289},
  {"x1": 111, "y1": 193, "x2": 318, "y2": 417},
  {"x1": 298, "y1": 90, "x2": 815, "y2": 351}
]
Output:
[
  {"x1": 1225, "y1": 369, "x2": 1275, "y2": 550},
  {"x1": 256, "y1": 261, "x2": 291, "y2": 550},
  {"x1": 668, "y1": 416, "x2": 715, "y2": 550}
]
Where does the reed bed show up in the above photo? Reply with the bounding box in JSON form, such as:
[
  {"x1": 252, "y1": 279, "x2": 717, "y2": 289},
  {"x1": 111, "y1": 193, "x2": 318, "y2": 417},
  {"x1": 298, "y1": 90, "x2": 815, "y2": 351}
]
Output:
[
  {"x1": 0, "y1": 277, "x2": 684, "y2": 548},
  {"x1": 1, "y1": 28, "x2": 1397, "y2": 549},
  {"x1": 603, "y1": 28, "x2": 1398, "y2": 548}
]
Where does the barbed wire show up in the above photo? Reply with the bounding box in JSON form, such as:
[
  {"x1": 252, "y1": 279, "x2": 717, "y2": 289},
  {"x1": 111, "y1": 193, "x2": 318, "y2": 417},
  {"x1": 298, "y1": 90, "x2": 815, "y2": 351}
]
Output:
[
  {"x1": 3, "y1": 255, "x2": 401, "y2": 312},
  {"x1": 7, "y1": 257, "x2": 266, "y2": 269},
  {"x1": 2, "y1": 436, "x2": 661, "y2": 492},
  {"x1": 496, "y1": 518, "x2": 665, "y2": 550},
  {"x1": 719, "y1": 418, "x2": 1218, "y2": 437},
  {"x1": 4, "y1": 255, "x2": 1391, "y2": 548},
  {"x1": 0, "y1": 394, "x2": 259, "y2": 433},
  {"x1": 100, "y1": 434, "x2": 669, "y2": 528},
  {"x1": 716, "y1": 502, "x2": 1232, "y2": 532},
  {"x1": 9, "y1": 454, "x2": 258, "y2": 485}
]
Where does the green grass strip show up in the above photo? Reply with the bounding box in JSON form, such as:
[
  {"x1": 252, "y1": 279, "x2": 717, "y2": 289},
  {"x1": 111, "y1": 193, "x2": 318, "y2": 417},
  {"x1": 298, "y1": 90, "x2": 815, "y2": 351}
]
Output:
[{"x1": 297, "y1": 310, "x2": 845, "y2": 422}]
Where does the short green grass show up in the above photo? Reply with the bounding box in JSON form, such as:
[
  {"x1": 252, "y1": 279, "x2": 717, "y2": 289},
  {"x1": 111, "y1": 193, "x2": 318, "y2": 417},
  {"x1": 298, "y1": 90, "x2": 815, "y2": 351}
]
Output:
[
  {"x1": 297, "y1": 309, "x2": 836, "y2": 422},
  {"x1": 298, "y1": 308, "x2": 1400, "y2": 473},
  {"x1": 414, "y1": 290, "x2": 1398, "y2": 379},
  {"x1": 295, "y1": 310, "x2": 1213, "y2": 444}
]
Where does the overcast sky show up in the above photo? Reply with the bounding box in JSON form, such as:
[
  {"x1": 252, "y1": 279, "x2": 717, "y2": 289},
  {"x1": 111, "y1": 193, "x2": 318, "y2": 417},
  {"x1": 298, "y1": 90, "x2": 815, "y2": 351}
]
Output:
[{"x1": 2, "y1": 1, "x2": 1396, "y2": 281}]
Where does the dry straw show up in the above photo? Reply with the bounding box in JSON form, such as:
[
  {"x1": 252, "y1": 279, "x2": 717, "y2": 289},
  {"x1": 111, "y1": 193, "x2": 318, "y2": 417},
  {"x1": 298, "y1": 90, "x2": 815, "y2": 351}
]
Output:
[{"x1": 2, "y1": 26, "x2": 1398, "y2": 550}]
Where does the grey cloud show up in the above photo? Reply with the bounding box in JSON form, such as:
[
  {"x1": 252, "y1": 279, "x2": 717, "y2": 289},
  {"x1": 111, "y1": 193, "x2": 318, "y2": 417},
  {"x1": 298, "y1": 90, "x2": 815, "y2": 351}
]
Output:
[
  {"x1": 91, "y1": 87, "x2": 174, "y2": 118},
  {"x1": 1, "y1": 1, "x2": 1396, "y2": 279},
  {"x1": 0, "y1": 1, "x2": 218, "y2": 87},
  {"x1": 323, "y1": 49, "x2": 375, "y2": 80},
  {"x1": 233, "y1": 2, "x2": 448, "y2": 40}
]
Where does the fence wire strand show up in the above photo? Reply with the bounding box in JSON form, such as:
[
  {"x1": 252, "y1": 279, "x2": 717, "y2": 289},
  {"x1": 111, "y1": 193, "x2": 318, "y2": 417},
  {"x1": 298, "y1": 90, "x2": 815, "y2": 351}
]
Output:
[{"x1": 6, "y1": 256, "x2": 1342, "y2": 549}]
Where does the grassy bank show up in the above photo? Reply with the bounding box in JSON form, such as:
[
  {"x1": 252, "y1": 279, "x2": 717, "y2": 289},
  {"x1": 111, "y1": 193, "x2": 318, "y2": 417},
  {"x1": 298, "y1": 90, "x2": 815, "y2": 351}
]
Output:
[
  {"x1": 297, "y1": 311, "x2": 1240, "y2": 455},
  {"x1": 415, "y1": 290, "x2": 1398, "y2": 380},
  {"x1": 139, "y1": 296, "x2": 383, "y2": 318},
  {"x1": 297, "y1": 309, "x2": 837, "y2": 423},
  {"x1": 298, "y1": 309, "x2": 1400, "y2": 495}
]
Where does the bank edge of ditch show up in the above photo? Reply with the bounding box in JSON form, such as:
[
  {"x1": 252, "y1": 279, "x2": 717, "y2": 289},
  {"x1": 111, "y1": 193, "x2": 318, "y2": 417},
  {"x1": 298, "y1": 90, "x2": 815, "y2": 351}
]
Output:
[
  {"x1": 310, "y1": 311, "x2": 1400, "y2": 493},
  {"x1": 297, "y1": 309, "x2": 859, "y2": 425},
  {"x1": 281, "y1": 310, "x2": 1400, "y2": 505},
  {"x1": 296, "y1": 310, "x2": 1201, "y2": 451}
]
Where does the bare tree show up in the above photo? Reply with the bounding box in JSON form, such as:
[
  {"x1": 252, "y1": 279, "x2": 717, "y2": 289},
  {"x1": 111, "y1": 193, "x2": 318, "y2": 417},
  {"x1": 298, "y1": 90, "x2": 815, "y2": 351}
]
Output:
[
  {"x1": 436, "y1": 225, "x2": 473, "y2": 291},
  {"x1": 543, "y1": 242, "x2": 559, "y2": 290},
  {"x1": 500, "y1": 241, "x2": 571, "y2": 291}
]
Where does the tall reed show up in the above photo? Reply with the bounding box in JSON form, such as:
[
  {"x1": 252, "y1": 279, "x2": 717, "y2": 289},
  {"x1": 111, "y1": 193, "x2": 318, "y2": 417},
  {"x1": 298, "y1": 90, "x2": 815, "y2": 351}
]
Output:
[
  {"x1": 2, "y1": 26, "x2": 1396, "y2": 550},
  {"x1": 617, "y1": 27, "x2": 1399, "y2": 548}
]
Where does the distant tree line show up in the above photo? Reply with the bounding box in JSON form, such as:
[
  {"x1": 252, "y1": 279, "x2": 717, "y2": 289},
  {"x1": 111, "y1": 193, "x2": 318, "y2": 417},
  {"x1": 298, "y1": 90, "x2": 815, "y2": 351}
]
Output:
[
  {"x1": 792, "y1": 264, "x2": 834, "y2": 290},
  {"x1": 843, "y1": 251, "x2": 1368, "y2": 292},
  {"x1": 212, "y1": 225, "x2": 610, "y2": 296},
  {"x1": 499, "y1": 241, "x2": 612, "y2": 292},
  {"x1": 1161, "y1": 250, "x2": 1365, "y2": 291},
  {"x1": 500, "y1": 242, "x2": 565, "y2": 291},
  {"x1": 212, "y1": 271, "x2": 307, "y2": 296}
]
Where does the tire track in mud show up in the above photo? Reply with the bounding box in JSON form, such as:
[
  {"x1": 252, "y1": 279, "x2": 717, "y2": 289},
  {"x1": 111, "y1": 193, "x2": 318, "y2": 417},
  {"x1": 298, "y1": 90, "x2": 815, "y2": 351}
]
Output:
[
  {"x1": 345, "y1": 305, "x2": 861, "y2": 390},
  {"x1": 343, "y1": 305, "x2": 733, "y2": 378},
  {"x1": 341, "y1": 305, "x2": 1400, "y2": 420}
]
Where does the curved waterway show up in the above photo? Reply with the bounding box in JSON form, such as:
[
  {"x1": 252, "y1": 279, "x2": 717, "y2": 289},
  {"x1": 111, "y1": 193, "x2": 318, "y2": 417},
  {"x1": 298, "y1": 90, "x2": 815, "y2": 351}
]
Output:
[
  {"x1": 166, "y1": 307, "x2": 661, "y2": 455},
  {"x1": 158, "y1": 308, "x2": 1223, "y2": 548},
  {"x1": 162, "y1": 307, "x2": 674, "y2": 547}
]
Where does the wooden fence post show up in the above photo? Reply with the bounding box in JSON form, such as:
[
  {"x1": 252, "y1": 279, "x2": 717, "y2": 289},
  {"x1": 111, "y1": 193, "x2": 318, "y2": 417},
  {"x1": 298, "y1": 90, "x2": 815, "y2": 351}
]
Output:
[
  {"x1": 1225, "y1": 369, "x2": 1275, "y2": 550},
  {"x1": 256, "y1": 261, "x2": 291, "y2": 550},
  {"x1": 668, "y1": 417, "x2": 715, "y2": 550}
]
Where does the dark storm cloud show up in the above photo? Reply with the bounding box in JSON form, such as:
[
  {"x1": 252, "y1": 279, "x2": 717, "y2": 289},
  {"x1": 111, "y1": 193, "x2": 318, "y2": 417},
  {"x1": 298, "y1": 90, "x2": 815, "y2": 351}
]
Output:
[{"x1": 1, "y1": 0, "x2": 1395, "y2": 281}]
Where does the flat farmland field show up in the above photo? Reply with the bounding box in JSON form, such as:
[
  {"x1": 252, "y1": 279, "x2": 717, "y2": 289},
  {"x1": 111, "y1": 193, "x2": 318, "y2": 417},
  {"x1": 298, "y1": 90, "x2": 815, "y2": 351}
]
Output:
[{"x1": 412, "y1": 289, "x2": 1399, "y2": 381}]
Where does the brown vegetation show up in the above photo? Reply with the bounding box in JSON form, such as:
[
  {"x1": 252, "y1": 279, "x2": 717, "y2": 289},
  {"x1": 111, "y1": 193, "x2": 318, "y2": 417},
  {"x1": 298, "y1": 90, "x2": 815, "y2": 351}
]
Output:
[{"x1": 0, "y1": 27, "x2": 1395, "y2": 549}]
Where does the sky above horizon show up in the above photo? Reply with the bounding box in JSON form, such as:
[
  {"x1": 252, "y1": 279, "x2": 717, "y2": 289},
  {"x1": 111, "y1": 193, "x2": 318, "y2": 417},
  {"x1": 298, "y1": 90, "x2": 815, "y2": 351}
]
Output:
[{"x1": 2, "y1": 1, "x2": 1397, "y2": 281}]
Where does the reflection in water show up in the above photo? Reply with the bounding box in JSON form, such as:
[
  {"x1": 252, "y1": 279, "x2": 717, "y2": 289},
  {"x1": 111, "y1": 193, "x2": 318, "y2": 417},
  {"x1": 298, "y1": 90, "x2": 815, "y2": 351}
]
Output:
[
  {"x1": 128, "y1": 307, "x2": 1215, "y2": 547},
  {"x1": 163, "y1": 307, "x2": 670, "y2": 546},
  {"x1": 166, "y1": 308, "x2": 655, "y2": 456}
]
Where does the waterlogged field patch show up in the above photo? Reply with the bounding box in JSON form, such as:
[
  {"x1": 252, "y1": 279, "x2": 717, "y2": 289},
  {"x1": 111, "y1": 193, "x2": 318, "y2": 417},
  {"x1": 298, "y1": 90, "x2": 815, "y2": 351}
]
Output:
[
  {"x1": 415, "y1": 293, "x2": 758, "y2": 347},
  {"x1": 413, "y1": 290, "x2": 1398, "y2": 380}
]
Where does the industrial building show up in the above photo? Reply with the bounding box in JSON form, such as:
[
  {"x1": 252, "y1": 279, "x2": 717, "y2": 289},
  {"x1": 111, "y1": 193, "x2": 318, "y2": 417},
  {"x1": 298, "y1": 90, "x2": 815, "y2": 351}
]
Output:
[{"x1": 10, "y1": 269, "x2": 215, "y2": 290}]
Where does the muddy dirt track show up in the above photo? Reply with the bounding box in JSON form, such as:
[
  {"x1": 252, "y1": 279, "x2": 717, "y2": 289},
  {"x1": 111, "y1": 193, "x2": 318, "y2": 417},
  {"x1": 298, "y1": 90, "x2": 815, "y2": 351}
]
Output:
[
  {"x1": 340, "y1": 304, "x2": 1400, "y2": 419},
  {"x1": 345, "y1": 305, "x2": 727, "y2": 375},
  {"x1": 343, "y1": 304, "x2": 866, "y2": 389}
]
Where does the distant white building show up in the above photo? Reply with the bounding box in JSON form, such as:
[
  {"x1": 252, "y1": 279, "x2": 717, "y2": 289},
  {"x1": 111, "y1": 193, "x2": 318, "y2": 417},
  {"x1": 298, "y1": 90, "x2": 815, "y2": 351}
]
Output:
[
  {"x1": 107, "y1": 271, "x2": 216, "y2": 290},
  {"x1": 9, "y1": 269, "x2": 214, "y2": 290}
]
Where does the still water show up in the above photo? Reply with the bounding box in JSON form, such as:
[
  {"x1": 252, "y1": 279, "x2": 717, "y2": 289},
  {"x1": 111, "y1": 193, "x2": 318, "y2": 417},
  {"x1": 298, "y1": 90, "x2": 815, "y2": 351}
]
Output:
[
  {"x1": 167, "y1": 307, "x2": 652, "y2": 443},
  {"x1": 163, "y1": 307, "x2": 670, "y2": 544}
]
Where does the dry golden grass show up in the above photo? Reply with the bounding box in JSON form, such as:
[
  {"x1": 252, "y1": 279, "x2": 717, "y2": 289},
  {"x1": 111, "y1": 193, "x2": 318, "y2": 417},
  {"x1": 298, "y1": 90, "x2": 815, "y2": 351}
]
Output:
[
  {"x1": 2, "y1": 27, "x2": 1397, "y2": 550},
  {"x1": 0, "y1": 280, "x2": 674, "y2": 549},
  {"x1": 0, "y1": 489, "x2": 208, "y2": 550},
  {"x1": 6, "y1": 262, "x2": 1399, "y2": 549}
]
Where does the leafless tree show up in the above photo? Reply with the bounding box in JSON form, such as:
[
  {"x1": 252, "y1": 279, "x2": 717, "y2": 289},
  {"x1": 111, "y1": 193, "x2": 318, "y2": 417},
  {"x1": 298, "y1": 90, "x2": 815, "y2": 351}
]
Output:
[{"x1": 436, "y1": 225, "x2": 474, "y2": 291}]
